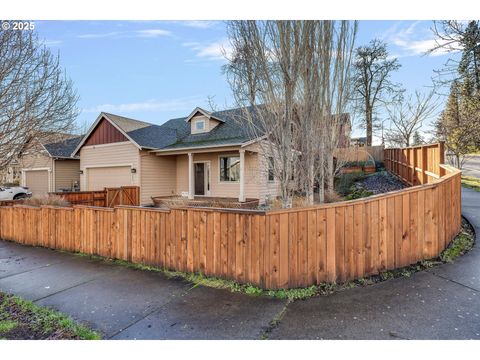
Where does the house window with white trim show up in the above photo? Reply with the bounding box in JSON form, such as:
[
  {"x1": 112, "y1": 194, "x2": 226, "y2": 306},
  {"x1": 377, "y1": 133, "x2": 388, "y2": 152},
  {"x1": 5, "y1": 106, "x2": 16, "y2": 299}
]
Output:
[{"x1": 219, "y1": 156, "x2": 240, "y2": 182}]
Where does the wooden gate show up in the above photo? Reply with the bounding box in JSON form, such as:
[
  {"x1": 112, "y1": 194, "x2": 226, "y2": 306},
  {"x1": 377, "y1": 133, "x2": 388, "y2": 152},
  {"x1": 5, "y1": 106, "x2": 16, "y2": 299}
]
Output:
[{"x1": 105, "y1": 186, "x2": 140, "y2": 207}]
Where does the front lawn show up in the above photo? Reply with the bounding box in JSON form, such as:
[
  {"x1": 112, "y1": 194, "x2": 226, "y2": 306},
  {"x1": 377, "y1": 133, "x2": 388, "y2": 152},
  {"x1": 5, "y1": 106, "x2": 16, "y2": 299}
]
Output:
[
  {"x1": 461, "y1": 176, "x2": 480, "y2": 192},
  {"x1": 0, "y1": 292, "x2": 100, "y2": 340}
]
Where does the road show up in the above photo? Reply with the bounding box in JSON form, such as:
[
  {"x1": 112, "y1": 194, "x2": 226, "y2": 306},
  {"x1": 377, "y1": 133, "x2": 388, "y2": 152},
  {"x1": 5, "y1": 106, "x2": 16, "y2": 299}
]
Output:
[{"x1": 460, "y1": 155, "x2": 480, "y2": 178}]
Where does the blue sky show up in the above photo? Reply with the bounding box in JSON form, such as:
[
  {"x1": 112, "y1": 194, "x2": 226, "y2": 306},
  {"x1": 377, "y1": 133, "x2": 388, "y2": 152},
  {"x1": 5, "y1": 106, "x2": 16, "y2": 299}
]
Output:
[{"x1": 34, "y1": 20, "x2": 457, "y2": 140}]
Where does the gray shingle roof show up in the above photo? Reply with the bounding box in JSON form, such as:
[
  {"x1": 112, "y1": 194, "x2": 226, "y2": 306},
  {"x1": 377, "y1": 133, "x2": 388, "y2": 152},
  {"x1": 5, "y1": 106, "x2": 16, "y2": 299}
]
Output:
[
  {"x1": 158, "y1": 106, "x2": 259, "y2": 150},
  {"x1": 103, "y1": 112, "x2": 152, "y2": 133},
  {"x1": 126, "y1": 125, "x2": 178, "y2": 149},
  {"x1": 44, "y1": 136, "x2": 84, "y2": 158},
  {"x1": 94, "y1": 106, "x2": 260, "y2": 151}
]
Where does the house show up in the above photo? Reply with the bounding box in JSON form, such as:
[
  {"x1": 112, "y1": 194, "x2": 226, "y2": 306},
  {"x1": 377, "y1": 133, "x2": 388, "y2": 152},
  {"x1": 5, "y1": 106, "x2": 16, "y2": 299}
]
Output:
[
  {"x1": 0, "y1": 159, "x2": 21, "y2": 185},
  {"x1": 19, "y1": 135, "x2": 82, "y2": 196},
  {"x1": 74, "y1": 106, "x2": 351, "y2": 205},
  {"x1": 351, "y1": 136, "x2": 367, "y2": 147}
]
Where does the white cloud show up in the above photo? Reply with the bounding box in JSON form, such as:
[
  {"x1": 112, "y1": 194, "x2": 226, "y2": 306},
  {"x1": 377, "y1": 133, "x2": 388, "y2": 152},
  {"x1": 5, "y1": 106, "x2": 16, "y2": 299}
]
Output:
[
  {"x1": 78, "y1": 29, "x2": 171, "y2": 39},
  {"x1": 384, "y1": 21, "x2": 455, "y2": 58},
  {"x1": 180, "y1": 21, "x2": 219, "y2": 29},
  {"x1": 135, "y1": 29, "x2": 172, "y2": 37},
  {"x1": 77, "y1": 31, "x2": 123, "y2": 39},
  {"x1": 43, "y1": 39, "x2": 62, "y2": 47},
  {"x1": 182, "y1": 39, "x2": 232, "y2": 61},
  {"x1": 83, "y1": 96, "x2": 203, "y2": 114}
]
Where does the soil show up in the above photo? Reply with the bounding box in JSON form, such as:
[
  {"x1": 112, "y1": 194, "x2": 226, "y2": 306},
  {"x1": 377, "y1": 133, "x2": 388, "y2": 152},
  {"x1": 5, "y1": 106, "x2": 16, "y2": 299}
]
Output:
[{"x1": 0, "y1": 292, "x2": 91, "y2": 340}]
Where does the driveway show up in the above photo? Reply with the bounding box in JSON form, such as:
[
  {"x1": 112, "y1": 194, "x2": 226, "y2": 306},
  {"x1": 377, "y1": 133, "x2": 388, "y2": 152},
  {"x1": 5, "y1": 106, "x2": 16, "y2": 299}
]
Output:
[
  {"x1": 0, "y1": 188, "x2": 479, "y2": 339},
  {"x1": 462, "y1": 155, "x2": 480, "y2": 178}
]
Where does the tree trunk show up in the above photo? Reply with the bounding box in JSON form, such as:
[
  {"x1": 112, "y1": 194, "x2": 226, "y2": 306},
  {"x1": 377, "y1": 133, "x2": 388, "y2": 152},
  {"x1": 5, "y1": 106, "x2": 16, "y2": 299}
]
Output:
[
  {"x1": 326, "y1": 155, "x2": 335, "y2": 192},
  {"x1": 366, "y1": 106, "x2": 373, "y2": 146}
]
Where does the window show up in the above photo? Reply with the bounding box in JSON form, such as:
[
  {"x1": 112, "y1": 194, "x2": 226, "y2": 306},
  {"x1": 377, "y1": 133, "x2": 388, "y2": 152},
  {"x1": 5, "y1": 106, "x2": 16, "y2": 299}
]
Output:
[
  {"x1": 195, "y1": 119, "x2": 205, "y2": 131},
  {"x1": 219, "y1": 156, "x2": 240, "y2": 182},
  {"x1": 267, "y1": 157, "x2": 274, "y2": 182}
]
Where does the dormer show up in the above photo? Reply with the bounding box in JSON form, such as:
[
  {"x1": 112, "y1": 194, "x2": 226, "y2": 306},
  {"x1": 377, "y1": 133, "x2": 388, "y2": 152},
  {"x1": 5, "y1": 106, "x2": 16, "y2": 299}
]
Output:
[{"x1": 185, "y1": 107, "x2": 224, "y2": 135}]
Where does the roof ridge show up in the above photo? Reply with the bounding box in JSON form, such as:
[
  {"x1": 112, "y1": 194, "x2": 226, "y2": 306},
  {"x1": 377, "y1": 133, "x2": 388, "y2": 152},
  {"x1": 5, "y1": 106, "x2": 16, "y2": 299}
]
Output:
[{"x1": 102, "y1": 112, "x2": 155, "y2": 126}]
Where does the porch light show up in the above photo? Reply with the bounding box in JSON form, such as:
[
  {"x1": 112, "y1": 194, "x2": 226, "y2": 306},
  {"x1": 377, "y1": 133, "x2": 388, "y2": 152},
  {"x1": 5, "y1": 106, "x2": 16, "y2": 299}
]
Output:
[
  {"x1": 79, "y1": 170, "x2": 83, "y2": 175},
  {"x1": 131, "y1": 168, "x2": 137, "y2": 173}
]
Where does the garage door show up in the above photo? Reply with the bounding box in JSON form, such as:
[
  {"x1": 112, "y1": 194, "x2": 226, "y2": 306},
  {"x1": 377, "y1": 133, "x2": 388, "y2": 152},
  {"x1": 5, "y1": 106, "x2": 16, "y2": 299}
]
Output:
[
  {"x1": 87, "y1": 166, "x2": 132, "y2": 191},
  {"x1": 25, "y1": 170, "x2": 49, "y2": 196}
]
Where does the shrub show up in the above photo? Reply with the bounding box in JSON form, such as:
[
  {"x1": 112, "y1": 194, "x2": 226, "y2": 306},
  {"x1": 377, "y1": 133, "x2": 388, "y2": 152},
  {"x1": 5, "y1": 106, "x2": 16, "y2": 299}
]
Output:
[
  {"x1": 345, "y1": 188, "x2": 373, "y2": 200},
  {"x1": 335, "y1": 171, "x2": 365, "y2": 195},
  {"x1": 23, "y1": 195, "x2": 70, "y2": 207}
]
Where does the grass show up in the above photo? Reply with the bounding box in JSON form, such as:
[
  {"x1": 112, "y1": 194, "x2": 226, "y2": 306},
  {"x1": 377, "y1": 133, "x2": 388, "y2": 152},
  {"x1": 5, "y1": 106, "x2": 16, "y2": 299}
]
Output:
[
  {"x1": 461, "y1": 176, "x2": 480, "y2": 192},
  {"x1": 0, "y1": 292, "x2": 100, "y2": 340}
]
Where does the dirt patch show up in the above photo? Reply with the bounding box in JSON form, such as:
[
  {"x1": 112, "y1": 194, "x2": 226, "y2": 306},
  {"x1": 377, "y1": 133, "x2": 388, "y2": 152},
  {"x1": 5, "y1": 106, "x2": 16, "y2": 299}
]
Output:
[{"x1": 0, "y1": 292, "x2": 99, "y2": 340}]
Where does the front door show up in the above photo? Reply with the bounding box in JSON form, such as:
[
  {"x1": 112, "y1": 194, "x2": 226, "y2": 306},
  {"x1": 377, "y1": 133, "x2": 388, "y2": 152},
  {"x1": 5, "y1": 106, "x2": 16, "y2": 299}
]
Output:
[{"x1": 194, "y1": 162, "x2": 210, "y2": 196}]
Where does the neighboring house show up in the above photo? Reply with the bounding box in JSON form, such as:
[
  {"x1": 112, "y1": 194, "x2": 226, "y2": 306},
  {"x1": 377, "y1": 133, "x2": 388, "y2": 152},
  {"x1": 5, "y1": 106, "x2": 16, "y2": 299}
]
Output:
[
  {"x1": 19, "y1": 136, "x2": 82, "y2": 196},
  {"x1": 0, "y1": 159, "x2": 21, "y2": 185},
  {"x1": 74, "y1": 106, "x2": 351, "y2": 205},
  {"x1": 351, "y1": 136, "x2": 367, "y2": 147}
]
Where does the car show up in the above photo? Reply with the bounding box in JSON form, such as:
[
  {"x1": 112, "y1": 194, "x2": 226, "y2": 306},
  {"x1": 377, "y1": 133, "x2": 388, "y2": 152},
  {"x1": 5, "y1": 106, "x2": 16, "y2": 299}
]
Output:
[{"x1": 0, "y1": 185, "x2": 32, "y2": 201}]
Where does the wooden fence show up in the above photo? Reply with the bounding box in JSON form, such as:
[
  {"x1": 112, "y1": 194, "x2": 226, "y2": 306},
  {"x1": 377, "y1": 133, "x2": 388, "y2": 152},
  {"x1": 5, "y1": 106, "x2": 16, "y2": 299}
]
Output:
[
  {"x1": 50, "y1": 186, "x2": 140, "y2": 207},
  {"x1": 334, "y1": 145, "x2": 384, "y2": 163},
  {"x1": 384, "y1": 143, "x2": 445, "y2": 185},
  {"x1": 0, "y1": 144, "x2": 461, "y2": 289}
]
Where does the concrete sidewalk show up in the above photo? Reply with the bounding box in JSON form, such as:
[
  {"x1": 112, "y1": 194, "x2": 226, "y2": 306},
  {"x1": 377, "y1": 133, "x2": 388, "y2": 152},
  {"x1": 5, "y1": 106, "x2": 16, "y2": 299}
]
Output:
[{"x1": 0, "y1": 187, "x2": 479, "y2": 339}]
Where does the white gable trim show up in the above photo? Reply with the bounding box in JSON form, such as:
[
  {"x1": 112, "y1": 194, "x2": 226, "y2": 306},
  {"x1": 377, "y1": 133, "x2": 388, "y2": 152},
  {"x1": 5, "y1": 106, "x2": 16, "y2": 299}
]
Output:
[
  {"x1": 71, "y1": 112, "x2": 142, "y2": 156},
  {"x1": 184, "y1": 107, "x2": 225, "y2": 123}
]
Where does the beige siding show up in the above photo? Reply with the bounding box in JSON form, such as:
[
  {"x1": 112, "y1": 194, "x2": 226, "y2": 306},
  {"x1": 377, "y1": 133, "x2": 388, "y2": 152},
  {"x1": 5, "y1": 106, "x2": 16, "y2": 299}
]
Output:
[
  {"x1": 54, "y1": 159, "x2": 80, "y2": 191},
  {"x1": 87, "y1": 166, "x2": 132, "y2": 190},
  {"x1": 175, "y1": 151, "x2": 261, "y2": 200},
  {"x1": 190, "y1": 115, "x2": 222, "y2": 134},
  {"x1": 79, "y1": 142, "x2": 140, "y2": 191},
  {"x1": 140, "y1": 151, "x2": 176, "y2": 204}
]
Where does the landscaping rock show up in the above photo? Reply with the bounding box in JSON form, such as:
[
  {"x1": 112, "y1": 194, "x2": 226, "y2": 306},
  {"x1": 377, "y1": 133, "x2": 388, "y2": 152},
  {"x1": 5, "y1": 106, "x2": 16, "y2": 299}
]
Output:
[{"x1": 356, "y1": 171, "x2": 406, "y2": 195}]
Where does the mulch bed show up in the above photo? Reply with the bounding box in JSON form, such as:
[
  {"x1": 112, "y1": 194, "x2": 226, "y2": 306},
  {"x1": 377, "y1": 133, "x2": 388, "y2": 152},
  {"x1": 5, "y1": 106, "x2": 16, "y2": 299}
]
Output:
[{"x1": 356, "y1": 171, "x2": 406, "y2": 195}]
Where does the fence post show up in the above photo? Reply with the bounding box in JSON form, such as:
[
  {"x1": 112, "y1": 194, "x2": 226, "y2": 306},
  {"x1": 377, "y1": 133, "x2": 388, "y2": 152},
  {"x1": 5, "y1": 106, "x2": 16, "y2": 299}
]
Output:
[
  {"x1": 421, "y1": 146, "x2": 428, "y2": 184},
  {"x1": 438, "y1": 142, "x2": 446, "y2": 177}
]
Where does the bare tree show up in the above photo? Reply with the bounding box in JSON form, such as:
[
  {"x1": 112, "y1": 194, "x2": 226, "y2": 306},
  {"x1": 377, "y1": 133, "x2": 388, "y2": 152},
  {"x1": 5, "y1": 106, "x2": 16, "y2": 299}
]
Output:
[
  {"x1": 352, "y1": 39, "x2": 401, "y2": 146},
  {"x1": 225, "y1": 21, "x2": 356, "y2": 207},
  {"x1": 385, "y1": 89, "x2": 439, "y2": 147},
  {"x1": 429, "y1": 21, "x2": 480, "y2": 92},
  {"x1": 225, "y1": 21, "x2": 303, "y2": 208},
  {"x1": 0, "y1": 27, "x2": 78, "y2": 170}
]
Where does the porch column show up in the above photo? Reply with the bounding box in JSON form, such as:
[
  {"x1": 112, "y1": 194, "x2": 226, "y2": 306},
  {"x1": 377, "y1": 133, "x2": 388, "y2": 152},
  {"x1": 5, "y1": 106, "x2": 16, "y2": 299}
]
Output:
[
  {"x1": 239, "y1": 149, "x2": 246, "y2": 202},
  {"x1": 188, "y1": 152, "x2": 194, "y2": 199}
]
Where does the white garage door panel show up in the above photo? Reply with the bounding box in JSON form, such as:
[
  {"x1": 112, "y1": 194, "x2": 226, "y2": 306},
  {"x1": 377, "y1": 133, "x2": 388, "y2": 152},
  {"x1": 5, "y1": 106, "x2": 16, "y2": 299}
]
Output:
[
  {"x1": 25, "y1": 170, "x2": 49, "y2": 196},
  {"x1": 87, "y1": 166, "x2": 132, "y2": 191}
]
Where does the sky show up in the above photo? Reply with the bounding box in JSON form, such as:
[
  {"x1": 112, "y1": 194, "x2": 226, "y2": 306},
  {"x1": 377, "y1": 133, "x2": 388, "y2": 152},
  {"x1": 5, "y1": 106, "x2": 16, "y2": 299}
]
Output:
[{"x1": 33, "y1": 20, "x2": 458, "y2": 142}]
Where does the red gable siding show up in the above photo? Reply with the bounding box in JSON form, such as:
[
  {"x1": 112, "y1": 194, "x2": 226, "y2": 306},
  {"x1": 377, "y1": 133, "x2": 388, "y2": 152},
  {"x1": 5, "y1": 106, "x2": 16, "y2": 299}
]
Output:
[{"x1": 84, "y1": 118, "x2": 128, "y2": 146}]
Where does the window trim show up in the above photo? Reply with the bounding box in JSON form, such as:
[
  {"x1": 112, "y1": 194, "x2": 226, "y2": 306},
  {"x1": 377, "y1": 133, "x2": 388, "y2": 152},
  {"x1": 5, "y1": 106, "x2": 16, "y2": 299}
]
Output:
[
  {"x1": 218, "y1": 154, "x2": 241, "y2": 183},
  {"x1": 194, "y1": 119, "x2": 206, "y2": 131}
]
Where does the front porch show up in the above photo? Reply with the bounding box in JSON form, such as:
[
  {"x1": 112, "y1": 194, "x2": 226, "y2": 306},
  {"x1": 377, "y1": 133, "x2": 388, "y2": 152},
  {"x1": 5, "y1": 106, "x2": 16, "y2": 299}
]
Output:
[{"x1": 152, "y1": 145, "x2": 259, "y2": 204}]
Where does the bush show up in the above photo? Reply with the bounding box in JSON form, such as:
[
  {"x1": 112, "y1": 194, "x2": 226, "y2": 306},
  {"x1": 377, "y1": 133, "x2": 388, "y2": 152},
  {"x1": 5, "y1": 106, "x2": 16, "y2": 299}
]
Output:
[
  {"x1": 345, "y1": 188, "x2": 373, "y2": 200},
  {"x1": 23, "y1": 195, "x2": 70, "y2": 207},
  {"x1": 335, "y1": 171, "x2": 365, "y2": 195}
]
